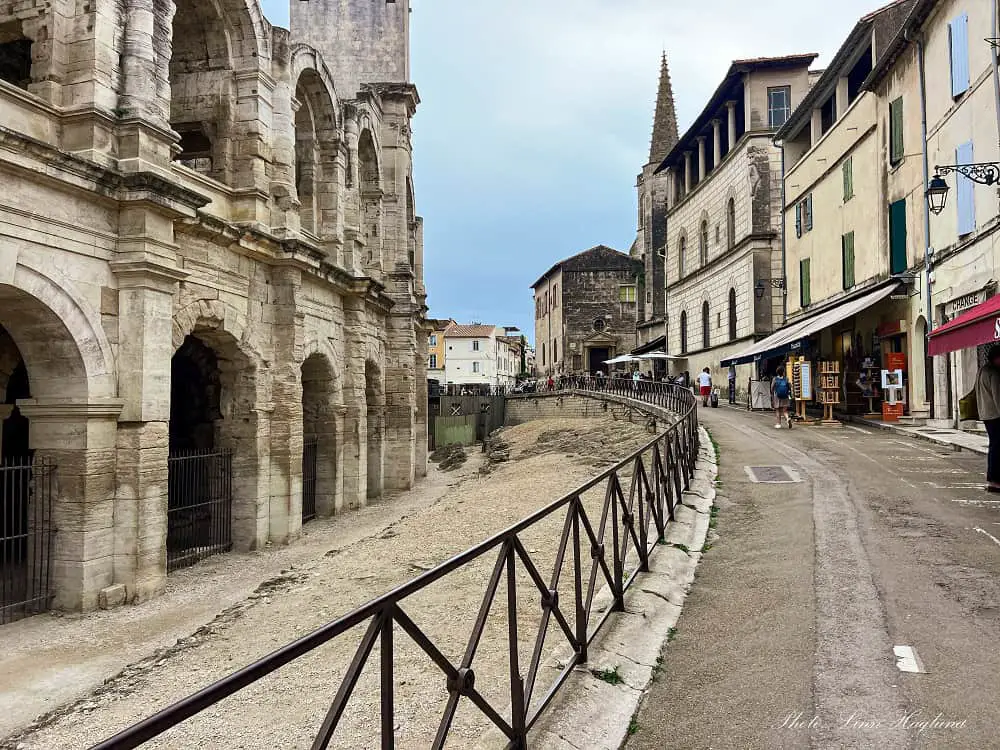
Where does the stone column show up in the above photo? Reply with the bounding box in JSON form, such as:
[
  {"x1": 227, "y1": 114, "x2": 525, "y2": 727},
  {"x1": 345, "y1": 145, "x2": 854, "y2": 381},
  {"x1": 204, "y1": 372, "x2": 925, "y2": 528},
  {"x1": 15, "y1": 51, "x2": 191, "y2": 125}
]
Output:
[
  {"x1": 697, "y1": 137, "x2": 707, "y2": 181},
  {"x1": 341, "y1": 295, "x2": 368, "y2": 506},
  {"x1": 414, "y1": 323, "x2": 429, "y2": 479},
  {"x1": 810, "y1": 108, "x2": 824, "y2": 147},
  {"x1": 19, "y1": 399, "x2": 123, "y2": 612},
  {"x1": 268, "y1": 29, "x2": 300, "y2": 237},
  {"x1": 267, "y1": 267, "x2": 305, "y2": 545},
  {"x1": 836, "y1": 76, "x2": 850, "y2": 118},
  {"x1": 110, "y1": 254, "x2": 188, "y2": 604},
  {"x1": 712, "y1": 119, "x2": 722, "y2": 165},
  {"x1": 230, "y1": 70, "x2": 276, "y2": 225},
  {"x1": 726, "y1": 101, "x2": 737, "y2": 151},
  {"x1": 683, "y1": 151, "x2": 692, "y2": 194}
]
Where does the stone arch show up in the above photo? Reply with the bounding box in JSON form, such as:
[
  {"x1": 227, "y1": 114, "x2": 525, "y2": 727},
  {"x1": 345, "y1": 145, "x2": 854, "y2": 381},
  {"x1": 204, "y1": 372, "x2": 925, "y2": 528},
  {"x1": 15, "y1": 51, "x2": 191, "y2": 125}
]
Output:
[
  {"x1": 290, "y1": 45, "x2": 343, "y2": 127},
  {"x1": 699, "y1": 211, "x2": 710, "y2": 266},
  {"x1": 166, "y1": 0, "x2": 270, "y2": 183},
  {"x1": 701, "y1": 299, "x2": 710, "y2": 349},
  {"x1": 301, "y1": 350, "x2": 341, "y2": 519},
  {"x1": 364, "y1": 359, "x2": 384, "y2": 500},
  {"x1": 293, "y1": 59, "x2": 342, "y2": 239},
  {"x1": 679, "y1": 310, "x2": 688, "y2": 354},
  {"x1": 913, "y1": 314, "x2": 930, "y2": 412},
  {"x1": 726, "y1": 191, "x2": 737, "y2": 249},
  {"x1": 169, "y1": 302, "x2": 264, "y2": 556},
  {"x1": 677, "y1": 229, "x2": 688, "y2": 279},
  {"x1": 359, "y1": 128, "x2": 383, "y2": 269},
  {"x1": 728, "y1": 287, "x2": 738, "y2": 341}
]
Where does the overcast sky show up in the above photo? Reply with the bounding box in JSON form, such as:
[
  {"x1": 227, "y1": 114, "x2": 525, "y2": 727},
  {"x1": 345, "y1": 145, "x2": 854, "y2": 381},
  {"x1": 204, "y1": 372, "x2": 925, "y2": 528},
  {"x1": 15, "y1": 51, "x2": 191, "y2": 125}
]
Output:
[{"x1": 261, "y1": 0, "x2": 888, "y2": 342}]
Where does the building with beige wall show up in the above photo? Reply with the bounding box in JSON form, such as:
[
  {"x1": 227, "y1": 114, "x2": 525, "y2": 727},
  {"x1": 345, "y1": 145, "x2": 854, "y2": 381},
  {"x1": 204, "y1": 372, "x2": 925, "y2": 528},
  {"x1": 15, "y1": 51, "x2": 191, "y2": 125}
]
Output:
[
  {"x1": 427, "y1": 318, "x2": 453, "y2": 382},
  {"x1": 651, "y1": 55, "x2": 816, "y2": 393},
  {"x1": 0, "y1": 0, "x2": 427, "y2": 620}
]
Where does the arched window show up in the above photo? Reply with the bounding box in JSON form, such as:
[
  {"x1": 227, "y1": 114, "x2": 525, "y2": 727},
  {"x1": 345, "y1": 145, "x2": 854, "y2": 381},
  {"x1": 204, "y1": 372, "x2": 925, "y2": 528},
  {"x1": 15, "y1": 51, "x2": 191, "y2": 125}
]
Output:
[
  {"x1": 680, "y1": 311, "x2": 688, "y2": 354},
  {"x1": 678, "y1": 235, "x2": 687, "y2": 278},
  {"x1": 727, "y1": 198, "x2": 736, "y2": 249},
  {"x1": 702, "y1": 301, "x2": 710, "y2": 349},
  {"x1": 700, "y1": 220, "x2": 709, "y2": 265},
  {"x1": 728, "y1": 288, "x2": 737, "y2": 341}
]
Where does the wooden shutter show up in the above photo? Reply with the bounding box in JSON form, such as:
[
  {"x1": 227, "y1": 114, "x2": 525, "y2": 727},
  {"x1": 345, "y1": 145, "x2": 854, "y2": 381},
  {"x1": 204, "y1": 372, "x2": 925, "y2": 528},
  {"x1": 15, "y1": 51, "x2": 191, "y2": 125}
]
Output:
[
  {"x1": 890, "y1": 98, "x2": 903, "y2": 165},
  {"x1": 795, "y1": 202, "x2": 802, "y2": 237},
  {"x1": 805, "y1": 195, "x2": 814, "y2": 231},
  {"x1": 889, "y1": 199, "x2": 907, "y2": 274},
  {"x1": 956, "y1": 141, "x2": 976, "y2": 235},
  {"x1": 800, "y1": 259, "x2": 811, "y2": 307},
  {"x1": 843, "y1": 158, "x2": 853, "y2": 201},
  {"x1": 842, "y1": 232, "x2": 855, "y2": 290},
  {"x1": 949, "y1": 14, "x2": 970, "y2": 97}
]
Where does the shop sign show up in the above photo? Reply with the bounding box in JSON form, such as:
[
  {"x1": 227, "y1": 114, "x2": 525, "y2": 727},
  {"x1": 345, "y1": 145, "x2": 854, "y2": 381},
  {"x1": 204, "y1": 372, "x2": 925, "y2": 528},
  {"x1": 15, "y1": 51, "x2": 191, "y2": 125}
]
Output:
[
  {"x1": 878, "y1": 320, "x2": 905, "y2": 338},
  {"x1": 945, "y1": 288, "x2": 993, "y2": 319}
]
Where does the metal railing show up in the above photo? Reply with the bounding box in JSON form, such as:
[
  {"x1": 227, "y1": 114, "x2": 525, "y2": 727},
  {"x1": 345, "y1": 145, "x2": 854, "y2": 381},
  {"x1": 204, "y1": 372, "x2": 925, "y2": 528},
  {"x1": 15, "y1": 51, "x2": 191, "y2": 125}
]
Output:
[
  {"x1": 302, "y1": 441, "x2": 319, "y2": 523},
  {"x1": 1, "y1": 457, "x2": 55, "y2": 625},
  {"x1": 93, "y1": 385, "x2": 699, "y2": 749},
  {"x1": 167, "y1": 449, "x2": 233, "y2": 573}
]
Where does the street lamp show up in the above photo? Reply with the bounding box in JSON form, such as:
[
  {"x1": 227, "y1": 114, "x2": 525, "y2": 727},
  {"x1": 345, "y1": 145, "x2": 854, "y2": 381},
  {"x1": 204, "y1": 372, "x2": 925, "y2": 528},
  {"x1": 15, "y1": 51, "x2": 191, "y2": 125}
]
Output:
[
  {"x1": 926, "y1": 163, "x2": 1000, "y2": 215},
  {"x1": 754, "y1": 278, "x2": 786, "y2": 299}
]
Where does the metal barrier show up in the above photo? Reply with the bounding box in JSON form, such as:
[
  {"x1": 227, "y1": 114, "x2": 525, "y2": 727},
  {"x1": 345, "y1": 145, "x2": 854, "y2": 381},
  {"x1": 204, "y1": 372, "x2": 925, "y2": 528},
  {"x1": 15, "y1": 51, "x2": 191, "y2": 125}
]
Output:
[
  {"x1": 166, "y1": 450, "x2": 233, "y2": 573},
  {"x1": 93, "y1": 385, "x2": 699, "y2": 750},
  {"x1": 302, "y1": 442, "x2": 318, "y2": 523},
  {"x1": 0, "y1": 457, "x2": 55, "y2": 625}
]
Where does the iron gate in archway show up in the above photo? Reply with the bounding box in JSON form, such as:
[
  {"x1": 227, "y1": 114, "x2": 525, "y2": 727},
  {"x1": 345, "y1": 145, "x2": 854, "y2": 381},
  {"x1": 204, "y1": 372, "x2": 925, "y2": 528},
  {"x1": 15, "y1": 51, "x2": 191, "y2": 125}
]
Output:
[
  {"x1": 167, "y1": 449, "x2": 233, "y2": 572},
  {"x1": 1, "y1": 457, "x2": 55, "y2": 625},
  {"x1": 301, "y1": 441, "x2": 318, "y2": 523}
]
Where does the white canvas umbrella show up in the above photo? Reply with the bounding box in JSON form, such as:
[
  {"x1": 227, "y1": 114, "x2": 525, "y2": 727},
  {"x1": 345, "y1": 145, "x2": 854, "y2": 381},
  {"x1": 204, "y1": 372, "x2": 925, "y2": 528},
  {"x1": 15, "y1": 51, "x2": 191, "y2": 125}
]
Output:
[
  {"x1": 635, "y1": 352, "x2": 685, "y2": 361},
  {"x1": 603, "y1": 354, "x2": 637, "y2": 365}
]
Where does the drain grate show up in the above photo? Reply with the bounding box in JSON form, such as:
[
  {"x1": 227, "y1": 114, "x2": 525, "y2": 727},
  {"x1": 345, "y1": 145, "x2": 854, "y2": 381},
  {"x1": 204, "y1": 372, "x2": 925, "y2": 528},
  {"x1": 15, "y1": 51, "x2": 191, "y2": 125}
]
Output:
[{"x1": 745, "y1": 466, "x2": 801, "y2": 484}]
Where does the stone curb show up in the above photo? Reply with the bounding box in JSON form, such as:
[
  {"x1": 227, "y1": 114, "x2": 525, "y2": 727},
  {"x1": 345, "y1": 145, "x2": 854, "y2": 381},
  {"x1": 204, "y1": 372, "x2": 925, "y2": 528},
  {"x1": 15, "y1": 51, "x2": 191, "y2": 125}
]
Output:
[
  {"x1": 839, "y1": 414, "x2": 987, "y2": 456},
  {"x1": 522, "y1": 424, "x2": 718, "y2": 750}
]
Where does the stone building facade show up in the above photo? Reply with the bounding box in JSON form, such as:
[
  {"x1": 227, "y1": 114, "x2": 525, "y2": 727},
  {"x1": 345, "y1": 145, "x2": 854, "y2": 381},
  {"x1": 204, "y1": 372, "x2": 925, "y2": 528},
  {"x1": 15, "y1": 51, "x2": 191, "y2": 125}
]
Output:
[
  {"x1": 0, "y1": 0, "x2": 426, "y2": 616},
  {"x1": 647, "y1": 55, "x2": 816, "y2": 389},
  {"x1": 532, "y1": 246, "x2": 640, "y2": 376}
]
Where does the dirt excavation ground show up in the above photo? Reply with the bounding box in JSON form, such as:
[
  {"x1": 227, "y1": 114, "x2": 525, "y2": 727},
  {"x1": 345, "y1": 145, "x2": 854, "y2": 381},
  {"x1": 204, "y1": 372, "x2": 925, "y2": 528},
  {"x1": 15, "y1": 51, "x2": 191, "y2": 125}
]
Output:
[{"x1": 1, "y1": 415, "x2": 656, "y2": 750}]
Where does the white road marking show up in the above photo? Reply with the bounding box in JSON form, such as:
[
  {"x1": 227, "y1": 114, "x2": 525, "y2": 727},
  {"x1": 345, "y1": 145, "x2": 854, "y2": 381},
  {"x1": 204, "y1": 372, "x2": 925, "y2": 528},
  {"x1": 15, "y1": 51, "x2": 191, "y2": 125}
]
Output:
[
  {"x1": 893, "y1": 646, "x2": 926, "y2": 673},
  {"x1": 974, "y1": 527, "x2": 1000, "y2": 549},
  {"x1": 845, "y1": 425, "x2": 869, "y2": 435}
]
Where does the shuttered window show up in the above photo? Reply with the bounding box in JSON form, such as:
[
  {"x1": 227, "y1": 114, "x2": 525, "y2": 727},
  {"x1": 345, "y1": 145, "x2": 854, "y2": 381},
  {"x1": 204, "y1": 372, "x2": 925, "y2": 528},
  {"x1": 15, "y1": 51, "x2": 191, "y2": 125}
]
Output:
[
  {"x1": 889, "y1": 98, "x2": 904, "y2": 166},
  {"x1": 949, "y1": 13, "x2": 970, "y2": 97},
  {"x1": 956, "y1": 141, "x2": 976, "y2": 235},
  {"x1": 804, "y1": 194, "x2": 814, "y2": 231},
  {"x1": 889, "y1": 199, "x2": 907, "y2": 274},
  {"x1": 842, "y1": 232, "x2": 855, "y2": 290},
  {"x1": 843, "y1": 157, "x2": 854, "y2": 202},
  {"x1": 800, "y1": 259, "x2": 811, "y2": 307},
  {"x1": 795, "y1": 202, "x2": 802, "y2": 238}
]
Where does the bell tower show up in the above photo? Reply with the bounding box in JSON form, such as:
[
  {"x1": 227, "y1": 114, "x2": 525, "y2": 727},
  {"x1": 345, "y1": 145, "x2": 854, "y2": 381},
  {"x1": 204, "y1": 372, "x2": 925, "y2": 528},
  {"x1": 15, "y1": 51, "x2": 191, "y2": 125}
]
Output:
[{"x1": 290, "y1": 0, "x2": 411, "y2": 97}]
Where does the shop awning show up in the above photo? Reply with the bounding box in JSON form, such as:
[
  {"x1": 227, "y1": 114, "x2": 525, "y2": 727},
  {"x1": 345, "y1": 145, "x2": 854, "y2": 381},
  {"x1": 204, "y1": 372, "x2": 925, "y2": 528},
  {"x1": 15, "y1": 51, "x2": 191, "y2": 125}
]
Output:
[
  {"x1": 721, "y1": 282, "x2": 901, "y2": 367},
  {"x1": 632, "y1": 336, "x2": 667, "y2": 355},
  {"x1": 928, "y1": 294, "x2": 1000, "y2": 356}
]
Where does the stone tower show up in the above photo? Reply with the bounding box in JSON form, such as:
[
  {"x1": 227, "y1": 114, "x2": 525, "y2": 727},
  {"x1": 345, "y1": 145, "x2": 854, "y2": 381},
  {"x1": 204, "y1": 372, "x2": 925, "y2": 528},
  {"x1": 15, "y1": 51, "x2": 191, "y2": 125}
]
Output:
[
  {"x1": 290, "y1": 0, "x2": 411, "y2": 98},
  {"x1": 636, "y1": 53, "x2": 679, "y2": 344}
]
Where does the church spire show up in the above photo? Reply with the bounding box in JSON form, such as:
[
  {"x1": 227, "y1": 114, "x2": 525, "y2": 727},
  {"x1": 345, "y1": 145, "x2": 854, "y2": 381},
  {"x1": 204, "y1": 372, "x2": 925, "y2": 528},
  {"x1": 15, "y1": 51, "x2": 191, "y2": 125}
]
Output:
[{"x1": 649, "y1": 52, "x2": 679, "y2": 166}]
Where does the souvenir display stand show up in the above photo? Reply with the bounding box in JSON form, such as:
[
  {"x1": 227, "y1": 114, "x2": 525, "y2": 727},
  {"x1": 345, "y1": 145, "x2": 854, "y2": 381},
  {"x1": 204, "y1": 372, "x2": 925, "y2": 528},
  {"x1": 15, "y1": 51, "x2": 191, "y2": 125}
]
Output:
[
  {"x1": 818, "y1": 361, "x2": 843, "y2": 427},
  {"x1": 790, "y1": 357, "x2": 816, "y2": 423},
  {"x1": 859, "y1": 358, "x2": 881, "y2": 418}
]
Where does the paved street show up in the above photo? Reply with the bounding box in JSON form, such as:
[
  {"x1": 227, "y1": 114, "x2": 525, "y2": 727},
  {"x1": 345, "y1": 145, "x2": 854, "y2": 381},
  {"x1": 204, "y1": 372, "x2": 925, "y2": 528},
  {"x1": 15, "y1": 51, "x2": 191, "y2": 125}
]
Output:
[{"x1": 629, "y1": 404, "x2": 1000, "y2": 750}]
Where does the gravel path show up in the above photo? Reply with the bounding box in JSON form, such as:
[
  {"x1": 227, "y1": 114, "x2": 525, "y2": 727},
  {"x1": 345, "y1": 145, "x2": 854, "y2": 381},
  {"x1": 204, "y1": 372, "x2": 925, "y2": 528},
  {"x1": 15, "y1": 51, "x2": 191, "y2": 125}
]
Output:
[{"x1": 2, "y1": 416, "x2": 653, "y2": 750}]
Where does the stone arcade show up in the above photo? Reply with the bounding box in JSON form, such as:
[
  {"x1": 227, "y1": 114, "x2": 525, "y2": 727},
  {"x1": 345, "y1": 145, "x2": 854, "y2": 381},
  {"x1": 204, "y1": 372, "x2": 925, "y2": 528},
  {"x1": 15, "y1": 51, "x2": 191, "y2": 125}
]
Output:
[{"x1": 0, "y1": 0, "x2": 427, "y2": 618}]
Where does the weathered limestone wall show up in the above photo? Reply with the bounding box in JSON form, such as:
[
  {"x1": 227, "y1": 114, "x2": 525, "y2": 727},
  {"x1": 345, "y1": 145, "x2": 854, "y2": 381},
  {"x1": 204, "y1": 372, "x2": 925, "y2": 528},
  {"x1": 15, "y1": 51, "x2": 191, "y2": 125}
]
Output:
[{"x1": 505, "y1": 394, "x2": 625, "y2": 425}]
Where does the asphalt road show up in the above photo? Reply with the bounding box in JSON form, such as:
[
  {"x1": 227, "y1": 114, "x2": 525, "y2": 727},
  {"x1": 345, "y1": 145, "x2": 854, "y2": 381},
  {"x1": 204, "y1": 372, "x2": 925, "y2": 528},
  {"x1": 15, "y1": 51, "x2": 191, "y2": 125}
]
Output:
[{"x1": 628, "y1": 405, "x2": 1000, "y2": 750}]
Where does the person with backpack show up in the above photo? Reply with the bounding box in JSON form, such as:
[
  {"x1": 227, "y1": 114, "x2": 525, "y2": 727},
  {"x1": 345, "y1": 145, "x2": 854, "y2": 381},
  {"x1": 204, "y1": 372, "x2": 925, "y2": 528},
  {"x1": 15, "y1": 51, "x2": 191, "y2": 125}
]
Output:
[{"x1": 771, "y1": 365, "x2": 793, "y2": 429}]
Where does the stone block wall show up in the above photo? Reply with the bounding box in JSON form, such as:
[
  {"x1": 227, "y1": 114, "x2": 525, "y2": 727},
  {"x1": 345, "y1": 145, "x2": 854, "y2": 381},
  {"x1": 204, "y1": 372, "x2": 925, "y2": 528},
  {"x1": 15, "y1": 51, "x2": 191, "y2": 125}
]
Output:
[{"x1": 505, "y1": 394, "x2": 623, "y2": 425}]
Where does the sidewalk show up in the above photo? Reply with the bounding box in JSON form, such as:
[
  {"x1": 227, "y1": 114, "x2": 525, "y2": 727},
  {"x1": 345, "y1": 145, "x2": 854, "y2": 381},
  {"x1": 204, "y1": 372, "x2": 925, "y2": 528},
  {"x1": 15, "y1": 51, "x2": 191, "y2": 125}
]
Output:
[{"x1": 727, "y1": 402, "x2": 988, "y2": 456}]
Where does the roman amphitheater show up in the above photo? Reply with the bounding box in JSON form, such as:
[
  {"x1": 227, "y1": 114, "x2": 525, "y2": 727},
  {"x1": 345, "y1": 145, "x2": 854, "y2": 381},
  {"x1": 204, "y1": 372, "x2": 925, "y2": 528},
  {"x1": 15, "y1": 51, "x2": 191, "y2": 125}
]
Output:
[{"x1": 0, "y1": 0, "x2": 426, "y2": 618}]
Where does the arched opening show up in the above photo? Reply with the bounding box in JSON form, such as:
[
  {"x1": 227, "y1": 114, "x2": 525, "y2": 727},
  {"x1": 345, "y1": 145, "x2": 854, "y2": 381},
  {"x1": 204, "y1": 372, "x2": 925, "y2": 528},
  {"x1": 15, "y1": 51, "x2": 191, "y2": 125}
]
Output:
[
  {"x1": 680, "y1": 311, "x2": 688, "y2": 354},
  {"x1": 294, "y1": 91, "x2": 319, "y2": 235},
  {"x1": 702, "y1": 301, "x2": 710, "y2": 349},
  {"x1": 167, "y1": 0, "x2": 259, "y2": 183},
  {"x1": 678, "y1": 235, "x2": 687, "y2": 279},
  {"x1": 167, "y1": 330, "x2": 255, "y2": 570},
  {"x1": 406, "y1": 177, "x2": 416, "y2": 269},
  {"x1": 727, "y1": 197, "x2": 736, "y2": 249},
  {"x1": 359, "y1": 129, "x2": 383, "y2": 269},
  {"x1": 365, "y1": 361, "x2": 384, "y2": 500},
  {"x1": 0, "y1": 20, "x2": 31, "y2": 90},
  {"x1": 728, "y1": 288, "x2": 737, "y2": 341},
  {"x1": 301, "y1": 353, "x2": 338, "y2": 521},
  {"x1": 700, "y1": 219, "x2": 709, "y2": 265}
]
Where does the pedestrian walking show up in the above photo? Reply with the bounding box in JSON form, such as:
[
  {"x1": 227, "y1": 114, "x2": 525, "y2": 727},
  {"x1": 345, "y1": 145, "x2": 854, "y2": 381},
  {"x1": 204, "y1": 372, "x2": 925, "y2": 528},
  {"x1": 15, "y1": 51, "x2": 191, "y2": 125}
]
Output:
[
  {"x1": 547, "y1": 375, "x2": 554, "y2": 391},
  {"x1": 771, "y1": 366, "x2": 792, "y2": 429},
  {"x1": 727, "y1": 364, "x2": 737, "y2": 404},
  {"x1": 975, "y1": 344, "x2": 1000, "y2": 492},
  {"x1": 697, "y1": 367, "x2": 712, "y2": 407},
  {"x1": 632, "y1": 368, "x2": 641, "y2": 392}
]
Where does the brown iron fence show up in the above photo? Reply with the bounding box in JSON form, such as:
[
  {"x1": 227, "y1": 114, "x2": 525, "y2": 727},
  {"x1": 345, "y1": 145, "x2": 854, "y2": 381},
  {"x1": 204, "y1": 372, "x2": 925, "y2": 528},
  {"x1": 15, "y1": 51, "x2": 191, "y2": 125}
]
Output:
[
  {"x1": 167, "y1": 449, "x2": 233, "y2": 572},
  {"x1": 92, "y1": 384, "x2": 699, "y2": 749},
  {"x1": 0, "y1": 457, "x2": 55, "y2": 625},
  {"x1": 302, "y1": 441, "x2": 319, "y2": 523}
]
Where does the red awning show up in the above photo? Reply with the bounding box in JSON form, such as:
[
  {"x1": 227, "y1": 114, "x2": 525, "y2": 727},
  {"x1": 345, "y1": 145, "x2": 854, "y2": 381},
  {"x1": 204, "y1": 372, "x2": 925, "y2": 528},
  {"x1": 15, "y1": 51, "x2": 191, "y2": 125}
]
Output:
[{"x1": 928, "y1": 294, "x2": 1000, "y2": 356}]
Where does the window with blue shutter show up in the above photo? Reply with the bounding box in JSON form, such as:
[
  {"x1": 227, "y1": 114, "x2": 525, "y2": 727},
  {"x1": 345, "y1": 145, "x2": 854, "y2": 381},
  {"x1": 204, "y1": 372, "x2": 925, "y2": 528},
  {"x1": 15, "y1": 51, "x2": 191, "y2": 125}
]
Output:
[
  {"x1": 956, "y1": 140, "x2": 976, "y2": 235},
  {"x1": 889, "y1": 199, "x2": 907, "y2": 274},
  {"x1": 949, "y1": 13, "x2": 970, "y2": 98}
]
